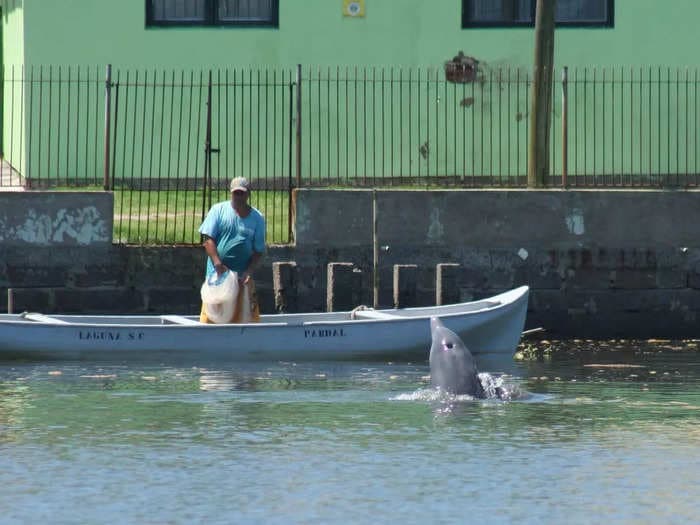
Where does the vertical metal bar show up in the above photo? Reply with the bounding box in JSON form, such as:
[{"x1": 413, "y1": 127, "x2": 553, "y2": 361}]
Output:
[
  {"x1": 27, "y1": 66, "x2": 34, "y2": 182},
  {"x1": 629, "y1": 67, "x2": 634, "y2": 186},
  {"x1": 18, "y1": 65, "x2": 24, "y2": 178},
  {"x1": 46, "y1": 66, "x2": 52, "y2": 185},
  {"x1": 480, "y1": 68, "x2": 485, "y2": 183},
  {"x1": 592, "y1": 67, "x2": 597, "y2": 186},
  {"x1": 318, "y1": 67, "x2": 322, "y2": 183},
  {"x1": 338, "y1": 66, "x2": 342, "y2": 184},
  {"x1": 57, "y1": 66, "x2": 63, "y2": 184},
  {"x1": 417, "y1": 67, "x2": 420, "y2": 182},
  {"x1": 193, "y1": 70, "x2": 205, "y2": 238},
  {"x1": 381, "y1": 67, "x2": 385, "y2": 182},
  {"x1": 65, "y1": 66, "x2": 71, "y2": 184},
  {"x1": 248, "y1": 69, "x2": 253, "y2": 188},
  {"x1": 583, "y1": 68, "x2": 587, "y2": 185},
  {"x1": 648, "y1": 67, "x2": 652, "y2": 184},
  {"x1": 676, "y1": 68, "x2": 680, "y2": 186},
  {"x1": 685, "y1": 67, "x2": 689, "y2": 184},
  {"x1": 602, "y1": 67, "x2": 606, "y2": 185},
  {"x1": 399, "y1": 67, "x2": 403, "y2": 184},
  {"x1": 270, "y1": 68, "x2": 276, "y2": 240},
  {"x1": 204, "y1": 70, "x2": 213, "y2": 223},
  {"x1": 667, "y1": 67, "x2": 671, "y2": 184},
  {"x1": 620, "y1": 67, "x2": 628, "y2": 186},
  {"x1": 217, "y1": 69, "x2": 222, "y2": 193},
  {"x1": 498, "y1": 68, "x2": 502, "y2": 184},
  {"x1": 515, "y1": 68, "x2": 520, "y2": 184},
  {"x1": 111, "y1": 71, "x2": 120, "y2": 193},
  {"x1": 434, "y1": 68, "x2": 439, "y2": 183},
  {"x1": 658, "y1": 66, "x2": 661, "y2": 186},
  {"x1": 452, "y1": 73, "x2": 456, "y2": 184},
  {"x1": 9, "y1": 65, "x2": 14, "y2": 177},
  {"x1": 37, "y1": 65, "x2": 44, "y2": 184},
  {"x1": 328, "y1": 67, "x2": 332, "y2": 184},
  {"x1": 426, "y1": 67, "x2": 430, "y2": 183},
  {"x1": 408, "y1": 68, "x2": 412, "y2": 183},
  {"x1": 561, "y1": 66, "x2": 568, "y2": 188},
  {"x1": 154, "y1": 69, "x2": 166, "y2": 239},
  {"x1": 390, "y1": 67, "x2": 394, "y2": 182},
  {"x1": 117, "y1": 69, "x2": 131, "y2": 244},
  {"x1": 489, "y1": 68, "x2": 493, "y2": 182},
  {"x1": 225, "y1": 69, "x2": 229, "y2": 195},
  {"x1": 506, "y1": 68, "x2": 511, "y2": 182},
  {"x1": 256, "y1": 69, "x2": 261, "y2": 192},
  {"x1": 471, "y1": 69, "x2": 484, "y2": 187},
  {"x1": 94, "y1": 66, "x2": 100, "y2": 186},
  {"x1": 144, "y1": 68, "x2": 158, "y2": 241},
  {"x1": 296, "y1": 64, "x2": 302, "y2": 187},
  {"x1": 372, "y1": 67, "x2": 376, "y2": 184},
  {"x1": 355, "y1": 66, "x2": 359, "y2": 182},
  {"x1": 288, "y1": 71, "x2": 294, "y2": 242},
  {"x1": 307, "y1": 66, "x2": 312, "y2": 182},
  {"x1": 75, "y1": 66, "x2": 81, "y2": 182},
  {"x1": 102, "y1": 64, "x2": 112, "y2": 191},
  {"x1": 574, "y1": 67, "x2": 578, "y2": 183},
  {"x1": 462, "y1": 75, "x2": 466, "y2": 183},
  {"x1": 363, "y1": 67, "x2": 367, "y2": 185}
]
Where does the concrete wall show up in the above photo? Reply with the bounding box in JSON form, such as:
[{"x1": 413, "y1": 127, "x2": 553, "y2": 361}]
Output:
[{"x1": 3, "y1": 188, "x2": 700, "y2": 338}]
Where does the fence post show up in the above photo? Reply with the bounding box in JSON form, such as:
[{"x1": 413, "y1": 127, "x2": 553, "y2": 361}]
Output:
[
  {"x1": 562, "y1": 66, "x2": 568, "y2": 189},
  {"x1": 103, "y1": 64, "x2": 112, "y2": 190},
  {"x1": 295, "y1": 64, "x2": 302, "y2": 188},
  {"x1": 288, "y1": 78, "x2": 295, "y2": 242},
  {"x1": 203, "y1": 70, "x2": 213, "y2": 219}
]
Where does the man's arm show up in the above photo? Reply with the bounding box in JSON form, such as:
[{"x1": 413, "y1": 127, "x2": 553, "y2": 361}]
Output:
[
  {"x1": 202, "y1": 236, "x2": 228, "y2": 276},
  {"x1": 241, "y1": 251, "x2": 263, "y2": 285}
]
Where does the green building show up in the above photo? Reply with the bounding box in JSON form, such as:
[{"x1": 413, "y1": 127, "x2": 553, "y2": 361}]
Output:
[{"x1": 2, "y1": 1, "x2": 698, "y2": 200}]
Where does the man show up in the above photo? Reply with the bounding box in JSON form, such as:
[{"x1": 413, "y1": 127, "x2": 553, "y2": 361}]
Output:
[{"x1": 198, "y1": 177, "x2": 266, "y2": 323}]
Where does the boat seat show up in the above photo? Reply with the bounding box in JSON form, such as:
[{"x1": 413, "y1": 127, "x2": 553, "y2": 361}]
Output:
[
  {"x1": 20, "y1": 312, "x2": 71, "y2": 325},
  {"x1": 160, "y1": 315, "x2": 202, "y2": 326},
  {"x1": 352, "y1": 310, "x2": 402, "y2": 320}
]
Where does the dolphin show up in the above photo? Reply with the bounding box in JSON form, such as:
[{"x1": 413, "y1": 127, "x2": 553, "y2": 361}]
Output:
[{"x1": 429, "y1": 316, "x2": 486, "y2": 398}]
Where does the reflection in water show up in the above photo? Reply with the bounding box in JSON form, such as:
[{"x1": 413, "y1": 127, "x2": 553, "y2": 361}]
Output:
[{"x1": 1, "y1": 348, "x2": 700, "y2": 523}]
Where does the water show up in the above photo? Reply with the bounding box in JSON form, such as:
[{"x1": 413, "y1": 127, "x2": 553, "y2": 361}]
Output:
[{"x1": 2, "y1": 346, "x2": 700, "y2": 524}]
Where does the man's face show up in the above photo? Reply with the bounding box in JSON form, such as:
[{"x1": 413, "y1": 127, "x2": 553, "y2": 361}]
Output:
[{"x1": 232, "y1": 189, "x2": 248, "y2": 207}]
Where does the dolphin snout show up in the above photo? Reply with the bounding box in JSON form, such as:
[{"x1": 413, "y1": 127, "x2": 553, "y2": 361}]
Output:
[{"x1": 430, "y1": 317, "x2": 444, "y2": 332}]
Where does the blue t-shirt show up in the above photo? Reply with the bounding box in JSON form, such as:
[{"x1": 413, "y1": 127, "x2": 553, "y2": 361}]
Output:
[{"x1": 199, "y1": 202, "x2": 266, "y2": 277}]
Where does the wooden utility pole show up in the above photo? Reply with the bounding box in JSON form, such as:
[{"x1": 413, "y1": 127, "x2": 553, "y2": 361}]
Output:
[{"x1": 528, "y1": 0, "x2": 557, "y2": 187}]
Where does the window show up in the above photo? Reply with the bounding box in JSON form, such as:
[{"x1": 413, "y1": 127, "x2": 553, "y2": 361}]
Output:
[
  {"x1": 462, "y1": 0, "x2": 613, "y2": 28},
  {"x1": 146, "y1": 0, "x2": 279, "y2": 27}
]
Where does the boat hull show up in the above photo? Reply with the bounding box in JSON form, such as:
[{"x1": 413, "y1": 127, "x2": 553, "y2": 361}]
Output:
[{"x1": 0, "y1": 286, "x2": 529, "y2": 362}]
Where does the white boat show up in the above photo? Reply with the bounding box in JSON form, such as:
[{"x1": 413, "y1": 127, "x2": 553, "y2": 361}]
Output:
[{"x1": 0, "y1": 286, "x2": 529, "y2": 362}]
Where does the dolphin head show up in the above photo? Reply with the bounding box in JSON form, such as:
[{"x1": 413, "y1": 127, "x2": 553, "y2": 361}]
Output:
[{"x1": 429, "y1": 317, "x2": 485, "y2": 398}]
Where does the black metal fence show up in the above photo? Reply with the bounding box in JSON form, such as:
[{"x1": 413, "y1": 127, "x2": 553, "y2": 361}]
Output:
[{"x1": 3, "y1": 64, "x2": 700, "y2": 244}]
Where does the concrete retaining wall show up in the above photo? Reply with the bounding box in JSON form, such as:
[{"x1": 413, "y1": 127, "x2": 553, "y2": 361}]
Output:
[{"x1": 3, "y1": 189, "x2": 700, "y2": 338}]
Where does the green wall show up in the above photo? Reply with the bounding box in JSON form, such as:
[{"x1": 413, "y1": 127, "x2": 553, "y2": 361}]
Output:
[
  {"x1": 10, "y1": 0, "x2": 700, "y2": 68},
  {"x1": 2, "y1": 0, "x2": 24, "y2": 162},
  {"x1": 4, "y1": 1, "x2": 700, "y2": 187}
]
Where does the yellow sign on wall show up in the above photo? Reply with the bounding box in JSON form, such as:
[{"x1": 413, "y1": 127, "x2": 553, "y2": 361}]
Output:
[{"x1": 343, "y1": 0, "x2": 365, "y2": 17}]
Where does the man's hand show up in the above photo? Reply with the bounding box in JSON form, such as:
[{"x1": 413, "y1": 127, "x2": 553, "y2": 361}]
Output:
[
  {"x1": 214, "y1": 262, "x2": 229, "y2": 276},
  {"x1": 239, "y1": 271, "x2": 251, "y2": 285}
]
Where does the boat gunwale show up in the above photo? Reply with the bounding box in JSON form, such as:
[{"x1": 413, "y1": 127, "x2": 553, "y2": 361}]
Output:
[{"x1": 0, "y1": 286, "x2": 529, "y2": 329}]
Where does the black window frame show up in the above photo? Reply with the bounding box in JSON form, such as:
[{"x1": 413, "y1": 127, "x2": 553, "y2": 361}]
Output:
[
  {"x1": 146, "y1": 0, "x2": 279, "y2": 28},
  {"x1": 461, "y1": 0, "x2": 614, "y2": 28}
]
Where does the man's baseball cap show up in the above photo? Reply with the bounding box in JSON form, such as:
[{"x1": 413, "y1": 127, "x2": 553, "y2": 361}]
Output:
[{"x1": 230, "y1": 177, "x2": 250, "y2": 193}]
